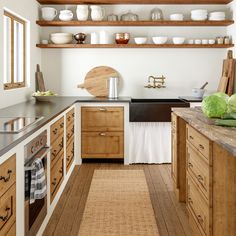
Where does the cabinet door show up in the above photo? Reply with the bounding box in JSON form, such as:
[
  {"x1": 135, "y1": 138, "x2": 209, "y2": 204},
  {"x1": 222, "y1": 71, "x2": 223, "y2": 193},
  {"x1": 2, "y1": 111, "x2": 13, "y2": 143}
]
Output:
[
  {"x1": 82, "y1": 132, "x2": 124, "y2": 158},
  {"x1": 81, "y1": 107, "x2": 124, "y2": 132}
]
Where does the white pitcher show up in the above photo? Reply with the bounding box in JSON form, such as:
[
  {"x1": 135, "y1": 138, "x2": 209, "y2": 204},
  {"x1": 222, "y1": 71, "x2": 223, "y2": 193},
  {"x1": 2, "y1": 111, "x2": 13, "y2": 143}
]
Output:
[
  {"x1": 76, "y1": 5, "x2": 89, "y2": 21},
  {"x1": 90, "y1": 5, "x2": 105, "y2": 21}
]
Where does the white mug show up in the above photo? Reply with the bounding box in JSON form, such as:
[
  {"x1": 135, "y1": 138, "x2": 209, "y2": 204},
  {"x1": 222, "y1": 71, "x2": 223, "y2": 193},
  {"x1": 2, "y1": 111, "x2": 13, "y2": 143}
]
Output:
[
  {"x1": 91, "y1": 32, "x2": 99, "y2": 44},
  {"x1": 41, "y1": 7, "x2": 57, "y2": 21}
]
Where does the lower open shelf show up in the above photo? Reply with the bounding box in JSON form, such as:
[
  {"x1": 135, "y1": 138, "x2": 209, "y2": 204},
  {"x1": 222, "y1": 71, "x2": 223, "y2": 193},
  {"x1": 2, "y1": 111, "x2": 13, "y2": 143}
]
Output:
[{"x1": 36, "y1": 43, "x2": 234, "y2": 49}]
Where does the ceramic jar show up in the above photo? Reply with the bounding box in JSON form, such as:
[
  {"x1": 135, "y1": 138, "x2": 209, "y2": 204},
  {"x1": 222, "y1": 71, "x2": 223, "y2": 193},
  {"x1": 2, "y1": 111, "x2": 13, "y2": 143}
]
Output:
[
  {"x1": 59, "y1": 10, "x2": 73, "y2": 21},
  {"x1": 90, "y1": 5, "x2": 105, "y2": 21},
  {"x1": 76, "y1": 5, "x2": 89, "y2": 21}
]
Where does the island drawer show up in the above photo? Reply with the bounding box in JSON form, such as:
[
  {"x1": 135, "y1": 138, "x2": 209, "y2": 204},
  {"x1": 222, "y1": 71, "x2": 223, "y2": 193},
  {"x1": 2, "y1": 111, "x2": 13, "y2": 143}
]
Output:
[
  {"x1": 66, "y1": 108, "x2": 75, "y2": 126},
  {"x1": 66, "y1": 123, "x2": 74, "y2": 143},
  {"x1": 51, "y1": 136, "x2": 64, "y2": 168},
  {"x1": 81, "y1": 107, "x2": 124, "y2": 132},
  {"x1": 50, "y1": 117, "x2": 64, "y2": 144},
  {"x1": 0, "y1": 155, "x2": 16, "y2": 198},
  {"x1": 66, "y1": 140, "x2": 74, "y2": 172},
  {"x1": 0, "y1": 184, "x2": 16, "y2": 235},
  {"x1": 187, "y1": 175, "x2": 210, "y2": 236},
  {"x1": 186, "y1": 125, "x2": 211, "y2": 163},
  {"x1": 187, "y1": 142, "x2": 211, "y2": 202}
]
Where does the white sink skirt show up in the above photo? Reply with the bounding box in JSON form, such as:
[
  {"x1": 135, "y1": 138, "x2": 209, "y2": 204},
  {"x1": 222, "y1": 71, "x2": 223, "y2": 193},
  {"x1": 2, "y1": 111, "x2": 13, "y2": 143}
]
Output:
[{"x1": 128, "y1": 122, "x2": 171, "y2": 164}]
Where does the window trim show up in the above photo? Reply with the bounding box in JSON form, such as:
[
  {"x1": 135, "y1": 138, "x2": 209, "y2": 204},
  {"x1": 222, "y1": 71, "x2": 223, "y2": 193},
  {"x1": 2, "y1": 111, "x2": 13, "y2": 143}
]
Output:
[{"x1": 3, "y1": 10, "x2": 26, "y2": 90}]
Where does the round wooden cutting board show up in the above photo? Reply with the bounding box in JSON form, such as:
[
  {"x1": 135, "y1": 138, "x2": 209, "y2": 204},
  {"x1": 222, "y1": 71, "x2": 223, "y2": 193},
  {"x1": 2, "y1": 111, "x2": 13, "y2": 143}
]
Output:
[{"x1": 77, "y1": 66, "x2": 119, "y2": 97}]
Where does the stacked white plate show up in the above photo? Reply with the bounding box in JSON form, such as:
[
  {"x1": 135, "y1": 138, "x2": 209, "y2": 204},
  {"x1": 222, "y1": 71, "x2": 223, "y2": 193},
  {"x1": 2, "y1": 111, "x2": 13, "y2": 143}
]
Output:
[
  {"x1": 191, "y1": 9, "x2": 208, "y2": 21},
  {"x1": 209, "y1": 11, "x2": 226, "y2": 21}
]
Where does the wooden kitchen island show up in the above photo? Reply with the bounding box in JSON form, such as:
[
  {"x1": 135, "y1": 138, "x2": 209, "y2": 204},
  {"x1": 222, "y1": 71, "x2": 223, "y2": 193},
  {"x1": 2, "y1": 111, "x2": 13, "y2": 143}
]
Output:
[{"x1": 171, "y1": 108, "x2": 236, "y2": 236}]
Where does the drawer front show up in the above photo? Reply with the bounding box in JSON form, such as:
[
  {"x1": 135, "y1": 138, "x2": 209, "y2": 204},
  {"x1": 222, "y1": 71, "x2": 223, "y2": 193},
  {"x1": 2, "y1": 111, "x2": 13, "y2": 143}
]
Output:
[
  {"x1": 187, "y1": 175, "x2": 210, "y2": 236},
  {"x1": 0, "y1": 155, "x2": 16, "y2": 198},
  {"x1": 50, "y1": 117, "x2": 64, "y2": 144},
  {"x1": 171, "y1": 113, "x2": 178, "y2": 130},
  {"x1": 51, "y1": 136, "x2": 64, "y2": 168},
  {"x1": 5, "y1": 221, "x2": 15, "y2": 236},
  {"x1": 187, "y1": 143, "x2": 210, "y2": 202},
  {"x1": 186, "y1": 125, "x2": 210, "y2": 163},
  {"x1": 0, "y1": 184, "x2": 16, "y2": 235},
  {"x1": 66, "y1": 123, "x2": 74, "y2": 143},
  {"x1": 81, "y1": 107, "x2": 124, "y2": 132},
  {"x1": 50, "y1": 155, "x2": 64, "y2": 202},
  {"x1": 82, "y1": 132, "x2": 124, "y2": 158},
  {"x1": 66, "y1": 108, "x2": 75, "y2": 126},
  {"x1": 66, "y1": 140, "x2": 74, "y2": 172}
]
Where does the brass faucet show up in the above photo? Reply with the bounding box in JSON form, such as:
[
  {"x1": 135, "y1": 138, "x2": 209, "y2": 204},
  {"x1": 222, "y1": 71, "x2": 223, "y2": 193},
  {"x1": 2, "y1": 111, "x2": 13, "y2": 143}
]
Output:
[{"x1": 144, "y1": 75, "x2": 166, "y2": 88}]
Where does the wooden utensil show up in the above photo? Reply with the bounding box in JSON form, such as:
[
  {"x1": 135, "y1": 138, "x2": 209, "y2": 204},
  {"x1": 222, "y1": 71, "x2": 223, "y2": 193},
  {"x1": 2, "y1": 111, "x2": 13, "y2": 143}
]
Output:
[
  {"x1": 221, "y1": 50, "x2": 235, "y2": 95},
  {"x1": 35, "y1": 64, "x2": 46, "y2": 92},
  {"x1": 77, "y1": 66, "x2": 119, "y2": 97},
  {"x1": 217, "y1": 72, "x2": 229, "y2": 93}
]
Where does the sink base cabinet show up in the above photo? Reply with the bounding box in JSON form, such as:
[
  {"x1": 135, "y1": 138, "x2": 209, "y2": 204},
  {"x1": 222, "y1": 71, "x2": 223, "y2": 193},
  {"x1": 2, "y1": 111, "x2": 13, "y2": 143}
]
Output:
[{"x1": 81, "y1": 107, "x2": 124, "y2": 159}]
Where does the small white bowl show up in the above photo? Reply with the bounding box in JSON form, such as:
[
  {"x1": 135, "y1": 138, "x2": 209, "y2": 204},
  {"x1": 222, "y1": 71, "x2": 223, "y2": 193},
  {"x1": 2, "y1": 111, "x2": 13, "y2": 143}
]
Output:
[
  {"x1": 134, "y1": 37, "x2": 147, "y2": 44},
  {"x1": 202, "y1": 39, "x2": 208, "y2": 44},
  {"x1": 172, "y1": 37, "x2": 185, "y2": 44},
  {"x1": 208, "y1": 39, "x2": 215, "y2": 44},
  {"x1": 195, "y1": 39, "x2": 202, "y2": 44},
  {"x1": 50, "y1": 33, "x2": 73, "y2": 44},
  {"x1": 170, "y1": 13, "x2": 184, "y2": 21},
  {"x1": 152, "y1": 36, "x2": 168, "y2": 44}
]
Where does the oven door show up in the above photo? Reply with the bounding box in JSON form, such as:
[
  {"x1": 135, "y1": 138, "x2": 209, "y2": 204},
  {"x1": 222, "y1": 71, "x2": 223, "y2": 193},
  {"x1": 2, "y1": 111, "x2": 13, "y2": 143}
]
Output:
[{"x1": 24, "y1": 146, "x2": 50, "y2": 236}]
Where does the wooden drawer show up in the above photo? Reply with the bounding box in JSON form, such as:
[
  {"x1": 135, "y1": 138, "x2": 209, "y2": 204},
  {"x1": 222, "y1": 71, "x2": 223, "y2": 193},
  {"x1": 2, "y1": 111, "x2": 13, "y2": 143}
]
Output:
[
  {"x1": 50, "y1": 117, "x2": 64, "y2": 144},
  {"x1": 171, "y1": 113, "x2": 178, "y2": 130},
  {"x1": 51, "y1": 136, "x2": 64, "y2": 168},
  {"x1": 5, "y1": 221, "x2": 15, "y2": 236},
  {"x1": 81, "y1": 107, "x2": 124, "y2": 132},
  {"x1": 66, "y1": 140, "x2": 74, "y2": 172},
  {"x1": 187, "y1": 175, "x2": 211, "y2": 236},
  {"x1": 66, "y1": 108, "x2": 75, "y2": 126},
  {"x1": 82, "y1": 132, "x2": 124, "y2": 158},
  {"x1": 186, "y1": 125, "x2": 211, "y2": 163},
  {"x1": 0, "y1": 184, "x2": 16, "y2": 235},
  {"x1": 0, "y1": 155, "x2": 16, "y2": 198},
  {"x1": 187, "y1": 142, "x2": 211, "y2": 202},
  {"x1": 66, "y1": 123, "x2": 74, "y2": 143},
  {"x1": 50, "y1": 155, "x2": 64, "y2": 202}
]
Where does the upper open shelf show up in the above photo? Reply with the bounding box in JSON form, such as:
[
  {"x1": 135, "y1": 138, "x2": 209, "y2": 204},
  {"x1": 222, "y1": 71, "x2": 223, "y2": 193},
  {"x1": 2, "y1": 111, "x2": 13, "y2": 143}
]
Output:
[
  {"x1": 36, "y1": 20, "x2": 234, "y2": 27},
  {"x1": 37, "y1": 0, "x2": 233, "y2": 5}
]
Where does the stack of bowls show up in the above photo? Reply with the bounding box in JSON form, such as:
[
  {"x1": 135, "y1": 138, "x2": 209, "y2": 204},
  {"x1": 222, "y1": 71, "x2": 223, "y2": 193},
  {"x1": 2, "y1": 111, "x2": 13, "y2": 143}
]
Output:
[
  {"x1": 209, "y1": 11, "x2": 226, "y2": 21},
  {"x1": 170, "y1": 13, "x2": 184, "y2": 21},
  {"x1": 191, "y1": 9, "x2": 208, "y2": 21},
  {"x1": 50, "y1": 33, "x2": 73, "y2": 44}
]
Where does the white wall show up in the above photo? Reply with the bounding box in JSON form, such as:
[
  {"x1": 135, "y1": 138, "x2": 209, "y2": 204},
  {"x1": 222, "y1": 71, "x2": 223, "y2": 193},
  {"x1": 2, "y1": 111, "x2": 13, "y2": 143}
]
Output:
[
  {"x1": 0, "y1": 0, "x2": 41, "y2": 109},
  {"x1": 41, "y1": 4, "x2": 231, "y2": 98}
]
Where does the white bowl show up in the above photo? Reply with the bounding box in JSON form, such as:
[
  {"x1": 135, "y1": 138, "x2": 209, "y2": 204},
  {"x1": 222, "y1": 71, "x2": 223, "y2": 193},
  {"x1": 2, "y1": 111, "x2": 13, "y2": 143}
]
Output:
[
  {"x1": 191, "y1": 15, "x2": 208, "y2": 21},
  {"x1": 134, "y1": 37, "x2": 147, "y2": 44},
  {"x1": 172, "y1": 37, "x2": 185, "y2": 44},
  {"x1": 170, "y1": 13, "x2": 184, "y2": 21},
  {"x1": 208, "y1": 39, "x2": 216, "y2": 44},
  {"x1": 192, "y1": 88, "x2": 205, "y2": 98},
  {"x1": 152, "y1": 36, "x2": 168, "y2": 44},
  {"x1": 50, "y1": 33, "x2": 73, "y2": 44}
]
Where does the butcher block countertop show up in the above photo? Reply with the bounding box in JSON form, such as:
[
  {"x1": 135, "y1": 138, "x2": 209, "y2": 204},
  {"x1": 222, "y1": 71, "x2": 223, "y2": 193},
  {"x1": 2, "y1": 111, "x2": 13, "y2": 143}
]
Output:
[{"x1": 172, "y1": 107, "x2": 236, "y2": 156}]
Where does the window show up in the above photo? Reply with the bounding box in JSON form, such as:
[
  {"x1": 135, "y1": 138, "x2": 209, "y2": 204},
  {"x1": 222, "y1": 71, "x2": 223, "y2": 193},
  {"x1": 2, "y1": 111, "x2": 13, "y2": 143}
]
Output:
[{"x1": 3, "y1": 10, "x2": 26, "y2": 90}]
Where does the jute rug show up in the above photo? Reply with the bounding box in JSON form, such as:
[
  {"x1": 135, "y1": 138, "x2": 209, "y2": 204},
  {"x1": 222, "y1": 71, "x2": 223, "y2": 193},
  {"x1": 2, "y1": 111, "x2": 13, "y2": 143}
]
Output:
[{"x1": 78, "y1": 170, "x2": 159, "y2": 236}]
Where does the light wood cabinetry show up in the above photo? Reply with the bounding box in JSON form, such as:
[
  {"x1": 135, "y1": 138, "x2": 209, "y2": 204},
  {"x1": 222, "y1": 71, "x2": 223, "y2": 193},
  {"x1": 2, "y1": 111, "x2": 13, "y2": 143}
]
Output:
[
  {"x1": 0, "y1": 154, "x2": 16, "y2": 235},
  {"x1": 81, "y1": 107, "x2": 124, "y2": 159},
  {"x1": 173, "y1": 112, "x2": 236, "y2": 236},
  {"x1": 50, "y1": 117, "x2": 64, "y2": 202},
  {"x1": 66, "y1": 108, "x2": 75, "y2": 172},
  {"x1": 171, "y1": 113, "x2": 187, "y2": 202}
]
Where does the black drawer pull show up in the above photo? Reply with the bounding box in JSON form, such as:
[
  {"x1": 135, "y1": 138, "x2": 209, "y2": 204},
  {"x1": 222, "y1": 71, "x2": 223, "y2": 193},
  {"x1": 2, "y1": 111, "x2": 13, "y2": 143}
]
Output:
[
  {"x1": 188, "y1": 162, "x2": 193, "y2": 168},
  {"x1": 0, "y1": 170, "x2": 12, "y2": 182},
  {"x1": 0, "y1": 207, "x2": 10, "y2": 222},
  {"x1": 189, "y1": 135, "x2": 194, "y2": 140},
  {"x1": 197, "y1": 215, "x2": 204, "y2": 224},
  {"x1": 199, "y1": 144, "x2": 205, "y2": 150},
  {"x1": 52, "y1": 178, "x2": 57, "y2": 185},
  {"x1": 67, "y1": 116, "x2": 71, "y2": 122},
  {"x1": 197, "y1": 175, "x2": 204, "y2": 182},
  {"x1": 53, "y1": 128, "x2": 58, "y2": 135},
  {"x1": 188, "y1": 197, "x2": 193, "y2": 204},
  {"x1": 60, "y1": 122, "x2": 64, "y2": 128}
]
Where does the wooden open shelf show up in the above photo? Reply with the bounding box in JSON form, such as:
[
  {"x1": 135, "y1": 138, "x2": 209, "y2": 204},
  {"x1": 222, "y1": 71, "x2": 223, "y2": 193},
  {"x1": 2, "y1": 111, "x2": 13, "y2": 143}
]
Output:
[
  {"x1": 37, "y1": 0, "x2": 233, "y2": 5},
  {"x1": 36, "y1": 20, "x2": 234, "y2": 27},
  {"x1": 36, "y1": 43, "x2": 234, "y2": 48}
]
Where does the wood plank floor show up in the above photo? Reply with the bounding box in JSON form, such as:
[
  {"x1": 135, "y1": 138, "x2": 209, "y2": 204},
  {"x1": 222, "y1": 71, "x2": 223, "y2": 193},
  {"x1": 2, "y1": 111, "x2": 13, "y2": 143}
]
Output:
[{"x1": 43, "y1": 164, "x2": 193, "y2": 236}]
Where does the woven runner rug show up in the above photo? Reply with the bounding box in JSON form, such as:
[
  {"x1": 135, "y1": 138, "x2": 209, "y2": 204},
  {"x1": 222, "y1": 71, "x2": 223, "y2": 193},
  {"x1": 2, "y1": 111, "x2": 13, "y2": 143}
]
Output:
[{"x1": 78, "y1": 170, "x2": 159, "y2": 236}]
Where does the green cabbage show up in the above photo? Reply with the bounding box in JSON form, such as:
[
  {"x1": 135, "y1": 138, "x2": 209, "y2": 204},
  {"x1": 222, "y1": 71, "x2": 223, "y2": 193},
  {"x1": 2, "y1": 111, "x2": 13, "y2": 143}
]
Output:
[
  {"x1": 213, "y1": 92, "x2": 229, "y2": 102},
  {"x1": 202, "y1": 95, "x2": 227, "y2": 118},
  {"x1": 228, "y1": 94, "x2": 236, "y2": 113}
]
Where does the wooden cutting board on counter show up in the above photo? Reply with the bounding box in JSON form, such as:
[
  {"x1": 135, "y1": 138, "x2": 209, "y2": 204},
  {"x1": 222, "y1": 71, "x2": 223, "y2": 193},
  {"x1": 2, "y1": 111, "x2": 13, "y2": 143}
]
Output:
[{"x1": 77, "y1": 66, "x2": 119, "y2": 97}]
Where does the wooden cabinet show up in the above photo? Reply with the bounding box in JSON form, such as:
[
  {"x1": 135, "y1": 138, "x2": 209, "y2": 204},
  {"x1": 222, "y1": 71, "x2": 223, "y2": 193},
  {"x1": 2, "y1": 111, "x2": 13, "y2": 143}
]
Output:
[
  {"x1": 66, "y1": 108, "x2": 75, "y2": 172},
  {"x1": 0, "y1": 154, "x2": 16, "y2": 235},
  {"x1": 50, "y1": 117, "x2": 64, "y2": 202},
  {"x1": 171, "y1": 113, "x2": 187, "y2": 202},
  {"x1": 81, "y1": 107, "x2": 124, "y2": 159}
]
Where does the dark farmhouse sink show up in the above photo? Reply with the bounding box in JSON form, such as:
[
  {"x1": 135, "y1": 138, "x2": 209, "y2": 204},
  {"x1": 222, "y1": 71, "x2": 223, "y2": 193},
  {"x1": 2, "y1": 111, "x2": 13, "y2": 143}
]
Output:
[{"x1": 130, "y1": 98, "x2": 189, "y2": 122}]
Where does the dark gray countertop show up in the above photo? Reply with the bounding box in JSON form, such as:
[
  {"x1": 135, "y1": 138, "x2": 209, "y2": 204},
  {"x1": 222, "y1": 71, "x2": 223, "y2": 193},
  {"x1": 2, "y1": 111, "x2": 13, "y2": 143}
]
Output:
[{"x1": 0, "y1": 96, "x2": 131, "y2": 157}]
